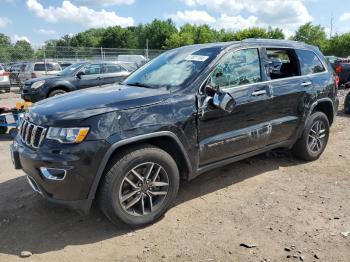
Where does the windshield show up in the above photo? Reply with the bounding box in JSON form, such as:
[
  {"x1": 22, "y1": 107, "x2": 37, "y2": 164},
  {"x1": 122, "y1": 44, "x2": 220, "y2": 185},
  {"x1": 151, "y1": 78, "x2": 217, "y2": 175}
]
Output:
[
  {"x1": 57, "y1": 63, "x2": 86, "y2": 76},
  {"x1": 123, "y1": 46, "x2": 220, "y2": 90}
]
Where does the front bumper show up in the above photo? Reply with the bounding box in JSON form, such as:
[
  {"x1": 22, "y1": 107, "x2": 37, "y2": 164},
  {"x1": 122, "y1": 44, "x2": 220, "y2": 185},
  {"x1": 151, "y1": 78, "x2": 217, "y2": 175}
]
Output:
[
  {"x1": 11, "y1": 136, "x2": 110, "y2": 213},
  {"x1": 21, "y1": 86, "x2": 46, "y2": 102}
]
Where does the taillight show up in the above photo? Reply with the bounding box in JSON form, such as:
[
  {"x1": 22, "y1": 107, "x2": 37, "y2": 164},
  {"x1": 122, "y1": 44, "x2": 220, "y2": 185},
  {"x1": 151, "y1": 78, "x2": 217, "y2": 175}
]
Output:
[
  {"x1": 31, "y1": 72, "x2": 36, "y2": 78},
  {"x1": 336, "y1": 64, "x2": 342, "y2": 74},
  {"x1": 335, "y1": 75, "x2": 339, "y2": 91},
  {"x1": 0, "y1": 71, "x2": 9, "y2": 76}
]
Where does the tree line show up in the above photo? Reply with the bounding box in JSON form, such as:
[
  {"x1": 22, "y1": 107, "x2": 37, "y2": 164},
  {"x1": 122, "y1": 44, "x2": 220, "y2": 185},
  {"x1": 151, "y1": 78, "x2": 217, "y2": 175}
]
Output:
[{"x1": 0, "y1": 19, "x2": 349, "y2": 63}]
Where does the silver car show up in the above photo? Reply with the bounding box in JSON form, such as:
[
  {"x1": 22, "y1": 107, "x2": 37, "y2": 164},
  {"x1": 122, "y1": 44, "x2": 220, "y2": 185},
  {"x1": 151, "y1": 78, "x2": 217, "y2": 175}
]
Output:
[
  {"x1": 18, "y1": 62, "x2": 62, "y2": 84},
  {"x1": 0, "y1": 64, "x2": 10, "y2": 92}
]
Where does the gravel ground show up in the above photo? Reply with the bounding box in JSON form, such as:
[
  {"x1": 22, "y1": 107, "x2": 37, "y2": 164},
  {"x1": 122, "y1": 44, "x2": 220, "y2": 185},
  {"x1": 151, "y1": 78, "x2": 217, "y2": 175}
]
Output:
[{"x1": 0, "y1": 88, "x2": 349, "y2": 262}]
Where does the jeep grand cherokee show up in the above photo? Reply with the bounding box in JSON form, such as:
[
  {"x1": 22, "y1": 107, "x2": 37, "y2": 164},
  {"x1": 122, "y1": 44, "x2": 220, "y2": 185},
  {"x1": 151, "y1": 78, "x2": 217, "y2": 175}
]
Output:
[{"x1": 11, "y1": 39, "x2": 339, "y2": 226}]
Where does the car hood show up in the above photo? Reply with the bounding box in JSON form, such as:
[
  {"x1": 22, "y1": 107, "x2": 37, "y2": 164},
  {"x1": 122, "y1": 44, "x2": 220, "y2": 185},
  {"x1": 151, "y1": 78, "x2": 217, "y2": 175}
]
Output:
[
  {"x1": 25, "y1": 75, "x2": 61, "y2": 85},
  {"x1": 28, "y1": 84, "x2": 171, "y2": 126}
]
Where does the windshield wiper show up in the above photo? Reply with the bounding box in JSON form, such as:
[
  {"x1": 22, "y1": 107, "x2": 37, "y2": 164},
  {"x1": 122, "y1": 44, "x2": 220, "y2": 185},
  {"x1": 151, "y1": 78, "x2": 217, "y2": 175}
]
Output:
[{"x1": 125, "y1": 82, "x2": 155, "y2": 89}]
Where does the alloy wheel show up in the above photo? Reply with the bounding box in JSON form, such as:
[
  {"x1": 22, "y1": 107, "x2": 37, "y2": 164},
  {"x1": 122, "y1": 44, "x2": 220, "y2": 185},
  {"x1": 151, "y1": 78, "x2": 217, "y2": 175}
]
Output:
[
  {"x1": 307, "y1": 120, "x2": 327, "y2": 153},
  {"x1": 119, "y1": 162, "x2": 169, "y2": 216}
]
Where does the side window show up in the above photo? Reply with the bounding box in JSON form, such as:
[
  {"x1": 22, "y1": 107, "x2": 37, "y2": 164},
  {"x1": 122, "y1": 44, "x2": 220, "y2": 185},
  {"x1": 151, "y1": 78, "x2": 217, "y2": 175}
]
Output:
[
  {"x1": 81, "y1": 64, "x2": 101, "y2": 75},
  {"x1": 103, "y1": 64, "x2": 122, "y2": 73},
  {"x1": 296, "y1": 50, "x2": 326, "y2": 75},
  {"x1": 34, "y1": 64, "x2": 46, "y2": 71},
  {"x1": 266, "y1": 48, "x2": 300, "y2": 80},
  {"x1": 209, "y1": 48, "x2": 261, "y2": 89}
]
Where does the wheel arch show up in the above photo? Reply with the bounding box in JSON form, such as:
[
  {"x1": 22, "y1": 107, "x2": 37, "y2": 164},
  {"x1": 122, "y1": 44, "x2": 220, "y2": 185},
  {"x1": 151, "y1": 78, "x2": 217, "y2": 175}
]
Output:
[
  {"x1": 88, "y1": 131, "x2": 193, "y2": 200},
  {"x1": 310, "y1": 98, "x2": 335, "y2": 126},
  {"x1": 47, "y1": 84, "x2": 72, "y2": 97}
]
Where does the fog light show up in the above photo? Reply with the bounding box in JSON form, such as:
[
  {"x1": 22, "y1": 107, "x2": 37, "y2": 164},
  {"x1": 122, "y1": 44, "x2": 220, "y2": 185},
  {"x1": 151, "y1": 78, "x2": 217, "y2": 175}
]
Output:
[{"x1": 40, "y1": 167, "x2": 66, "y2": 181}]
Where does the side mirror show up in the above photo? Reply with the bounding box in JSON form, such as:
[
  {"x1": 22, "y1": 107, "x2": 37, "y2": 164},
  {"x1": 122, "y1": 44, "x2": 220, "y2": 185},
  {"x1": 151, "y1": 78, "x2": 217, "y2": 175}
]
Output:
[
  {"x1": 213, "y1": 91, "x2": 236, "y2": 113},
  {"x1": 76, "y1": 71, "x2": 85, "y2": 79}
]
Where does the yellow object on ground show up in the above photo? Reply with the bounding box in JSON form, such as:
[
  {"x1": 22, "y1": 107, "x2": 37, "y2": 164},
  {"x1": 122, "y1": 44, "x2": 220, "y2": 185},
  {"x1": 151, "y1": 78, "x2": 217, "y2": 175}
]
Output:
[{"x1": 16, "y1": 102, "x2": 32, "y2": 110}]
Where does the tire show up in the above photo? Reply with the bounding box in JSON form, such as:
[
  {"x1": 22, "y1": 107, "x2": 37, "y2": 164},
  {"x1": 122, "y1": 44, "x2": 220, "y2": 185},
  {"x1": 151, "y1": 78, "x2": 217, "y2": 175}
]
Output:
[
  {"x1": 0, "y1": 126, "x2": 8, "y2": 135},
  {"x1": 292, "y1": 112, "x2": 329, "y2": 161},
  {"x1": 98, "y1": 145, "x2": 180, "y2": 227},
  {"x1": 5, "y1": 87, "x2": 10, "y2": 93},
  {"x1": 48, "y1": 89, "x2": 66, "y2": 97},
  {"x1": 345, "y1": 93, "x2": 350, "y2": 114}
]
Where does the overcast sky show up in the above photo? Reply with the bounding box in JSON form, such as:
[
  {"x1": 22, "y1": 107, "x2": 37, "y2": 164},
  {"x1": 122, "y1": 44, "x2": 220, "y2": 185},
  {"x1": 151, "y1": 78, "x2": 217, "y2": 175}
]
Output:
[{"x1": 0, "y1": 0, "x2": 350, "y2": 45}]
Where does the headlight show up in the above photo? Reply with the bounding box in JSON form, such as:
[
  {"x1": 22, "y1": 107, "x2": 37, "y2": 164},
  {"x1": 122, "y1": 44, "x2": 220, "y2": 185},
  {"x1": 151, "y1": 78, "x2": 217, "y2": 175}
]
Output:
[
  {"x1": 31, "y1": 80, "x2": 45, "y2": 89},
  {"x1": 47, "y1": 127, "x2": 90, "y2": 143}
]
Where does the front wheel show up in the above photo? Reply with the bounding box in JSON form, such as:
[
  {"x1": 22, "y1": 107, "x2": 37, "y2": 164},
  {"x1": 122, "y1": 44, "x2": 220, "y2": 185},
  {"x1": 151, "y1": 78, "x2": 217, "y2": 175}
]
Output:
[
  {"x1": 98, "y1": 145, "x2": 179, "y2": 227},
  {"x1": 292, "y1": 112, "x2": 329, "y2": 161},
  {"x1": 48, "y1": 89, "x2": 66, "y2": 97}
]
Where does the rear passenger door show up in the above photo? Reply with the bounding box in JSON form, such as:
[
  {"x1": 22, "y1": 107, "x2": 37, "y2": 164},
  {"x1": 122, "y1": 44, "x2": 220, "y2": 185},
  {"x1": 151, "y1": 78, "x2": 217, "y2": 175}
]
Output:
[
  {"x1": 295, "y1": 49, "x2": 329, "y2": 96},
  {"x1": 101, "y1": 63, "x2": 130, "y2": 85},
  {"x1": 264, "y1": 48, "x2": 314, "y2": 145}
]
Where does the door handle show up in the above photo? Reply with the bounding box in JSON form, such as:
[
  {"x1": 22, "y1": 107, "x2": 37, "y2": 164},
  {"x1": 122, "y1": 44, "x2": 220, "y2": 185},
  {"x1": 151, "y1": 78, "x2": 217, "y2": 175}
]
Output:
[
  {"x1": 301, "y1": 81, "x2": 312, "y2": 87},
  {"x1": 96, "y1": 77, "x2": 101, "y2": 80},
  {"x1": 252, "y1": 90, "x2": 267, "y2": 96}
]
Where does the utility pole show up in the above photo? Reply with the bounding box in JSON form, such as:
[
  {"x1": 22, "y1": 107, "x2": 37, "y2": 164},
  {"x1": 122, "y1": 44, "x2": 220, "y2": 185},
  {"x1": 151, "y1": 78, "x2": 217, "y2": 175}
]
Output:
[
  {"x1": 146, "y1": 39, "x2": 149, "y2": 60},
  {"x1": 330, "y1": 12, "x2": 334, "y2": 38}
]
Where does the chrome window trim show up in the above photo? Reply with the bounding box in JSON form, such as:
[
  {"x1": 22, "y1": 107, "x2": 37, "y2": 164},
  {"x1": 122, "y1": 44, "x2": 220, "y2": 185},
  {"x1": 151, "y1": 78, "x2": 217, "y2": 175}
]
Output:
[{"x1": 199, "y1": 45, "x2": 330, "y2": 94}]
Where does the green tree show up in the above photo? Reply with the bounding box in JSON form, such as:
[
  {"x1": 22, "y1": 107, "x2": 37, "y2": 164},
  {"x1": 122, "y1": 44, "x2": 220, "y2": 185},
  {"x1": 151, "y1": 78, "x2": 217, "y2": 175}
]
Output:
[
  {"x1": 140, "y1": 19, "x2": 178, "y2": 49},
  {"x1": 233, "y1": 27, "x2": 268, "y2": 41},
  {"x1": 326, "y1": 33, "x2": 350, "y2": 57},
  {"x1": 12, "y1": 40, "x2": 34, "y2": 61},
  {"x1": 292, "y1": 23, "x2": 327, "y2": 50},
  {"x1": 267, "y1": 27, "x2": 285, "y2": 39},
  {"x1": 0, "y1": 33, "x2": 13, "y2": 62}
]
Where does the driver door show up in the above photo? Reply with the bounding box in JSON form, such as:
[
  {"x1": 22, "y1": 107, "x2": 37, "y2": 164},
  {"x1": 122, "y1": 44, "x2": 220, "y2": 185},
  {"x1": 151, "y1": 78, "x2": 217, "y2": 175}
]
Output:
[
  {"x1": 198, "y1": 48, "x2": 273, "y2": 166},
  {"x1": 76, "y1": 63, "x2": 103, "y2": 90}
]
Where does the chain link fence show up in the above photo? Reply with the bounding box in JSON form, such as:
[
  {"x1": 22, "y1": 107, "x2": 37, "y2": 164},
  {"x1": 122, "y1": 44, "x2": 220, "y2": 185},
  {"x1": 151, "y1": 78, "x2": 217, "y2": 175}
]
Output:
[
  {"x1": 0, "y1": 45, "x2": 164, "y2": 64},
  {"x1": 0, "y1": 45, "x2": 165, "y2": 86}
]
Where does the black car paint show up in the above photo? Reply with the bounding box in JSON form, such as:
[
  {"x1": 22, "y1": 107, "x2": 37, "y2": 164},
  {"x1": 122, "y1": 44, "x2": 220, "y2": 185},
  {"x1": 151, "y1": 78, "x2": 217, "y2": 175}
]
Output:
[
  {"x1": 12, "y1": 40, "x2": 339, "y2": 214},
  {"x1": 21, "y1": 63, "x2": 130, "y2": 102}
]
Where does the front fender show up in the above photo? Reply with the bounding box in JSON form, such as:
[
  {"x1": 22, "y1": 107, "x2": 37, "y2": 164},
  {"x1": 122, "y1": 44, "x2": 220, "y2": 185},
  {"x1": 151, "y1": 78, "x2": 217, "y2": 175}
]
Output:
[{"x1": 87, "y1": 131, "x2": 192, "y2": 200}]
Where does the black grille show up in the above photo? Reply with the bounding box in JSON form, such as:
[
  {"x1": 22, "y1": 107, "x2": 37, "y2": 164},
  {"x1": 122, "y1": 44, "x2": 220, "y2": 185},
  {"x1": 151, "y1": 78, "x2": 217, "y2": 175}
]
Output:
[{"x1": 19, "y1": 120, "x2": 47, "y2": 148}]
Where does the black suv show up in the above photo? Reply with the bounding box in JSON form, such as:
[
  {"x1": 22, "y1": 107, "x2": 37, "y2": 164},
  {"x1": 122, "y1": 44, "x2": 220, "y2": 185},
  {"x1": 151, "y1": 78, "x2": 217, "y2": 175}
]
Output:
[
  {"x1": 21, "y1": 62, "x2": 132, "y2": 102},
  {"x1": 11, "y1": 40, "x2": 339, "y2": 226}
]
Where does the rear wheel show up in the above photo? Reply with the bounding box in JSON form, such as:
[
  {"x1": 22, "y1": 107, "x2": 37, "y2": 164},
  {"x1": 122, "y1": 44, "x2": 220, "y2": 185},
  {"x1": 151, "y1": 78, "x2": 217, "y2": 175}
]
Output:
[
  {"x1": 292, "y1": 112, "x2": 329, "y2": 161},
  {"x1": 344, "y1": 93, "x2": 350, "y2": 114},
  {"x1": 98, "y1": 145, "x2": 179, "y2": 227},
  {"x1": 48, "y1": 89, "x2": 66, "y2": 97}
]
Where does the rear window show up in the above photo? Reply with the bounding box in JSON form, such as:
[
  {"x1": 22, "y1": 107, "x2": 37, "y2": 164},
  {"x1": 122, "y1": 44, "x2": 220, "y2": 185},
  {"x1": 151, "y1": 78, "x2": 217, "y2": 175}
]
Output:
[
  {"x1": 0, "y1": 65, "x2": 3, "y2": 70},
  {"x1": 104, "y1": 64, "x2": 123, "y2": 73},
  {"x1": 296, "y1": 50, "x2": 326, "y2": 75},
  {"x1": 34, "y1": 64, "x2": 46, "y2": 71},
  {"x1": 34, "y1": 63, "x2": 61, "y2": 71}
]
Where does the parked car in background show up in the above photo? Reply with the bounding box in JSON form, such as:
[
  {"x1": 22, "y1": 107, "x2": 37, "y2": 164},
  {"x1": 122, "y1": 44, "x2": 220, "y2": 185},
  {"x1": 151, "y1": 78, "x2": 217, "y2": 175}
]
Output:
[
  {"x1": 18, "y1": 62, "x2": 62, "y2": 84},
  {"x1": 325, "y1": 56, "x2": 339, "y2": 64},
  {"x1": 21, "y1": 61, "x2": 132, "y2": 102},
  {"x1": 12, "y1": 39, "x2": 338, "y2": 226},
  {"x1": 58, "y1": 62, "x2": 73, "y2": 69},
  {"x1": 332, "y1": 61, "x2": 350, "y2": 88},
  {"x1": 326, "y1": 56, "x2": 350, "y2": 87},
  {"x1": 0, "y1": 64, "x2": 10, "y2": 92},
  {"x1": 8, "y1": 63, "x2": 25, "y2": 86},
  {"x1": 117, "y1": 54, "x2": 147, "y2": 67}
]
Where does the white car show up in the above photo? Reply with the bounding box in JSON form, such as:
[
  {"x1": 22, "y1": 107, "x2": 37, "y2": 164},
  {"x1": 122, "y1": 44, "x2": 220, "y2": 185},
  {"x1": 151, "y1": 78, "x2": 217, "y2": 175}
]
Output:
[{"x1": 0, "y1": 64, "x2": 10, "y2": 93}]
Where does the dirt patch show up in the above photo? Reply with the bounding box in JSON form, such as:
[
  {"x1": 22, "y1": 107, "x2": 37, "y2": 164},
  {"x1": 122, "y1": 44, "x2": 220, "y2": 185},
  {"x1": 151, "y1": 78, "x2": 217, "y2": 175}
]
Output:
[{"x1": 0, "y1": 90, "x2": 349, "y2": 261}]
